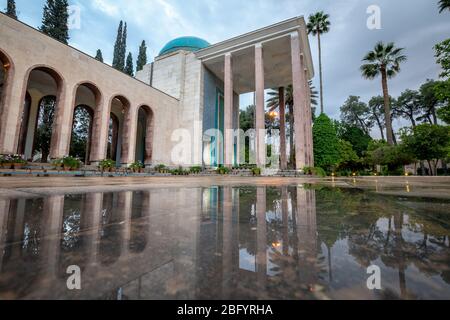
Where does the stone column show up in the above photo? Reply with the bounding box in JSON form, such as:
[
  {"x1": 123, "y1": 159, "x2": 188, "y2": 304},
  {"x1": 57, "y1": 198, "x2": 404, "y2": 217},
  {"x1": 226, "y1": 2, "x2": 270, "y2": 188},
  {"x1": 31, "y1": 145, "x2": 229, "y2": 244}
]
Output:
[
  {"x1": 279, "y1": 87, "x2": 287, "y2": 170},
  {"x1": 255, "y1": 44, "x2": 266, "y2": 168},
  {"x1": 224, "y1": 53, "x2": 234, "y2": 168},
  {"x1": 120, "y1": 109, "x2": 137, "y2": 166},
  {"x1": 50, "y1": 81, "x2": 75, "y2": 159},
  {"x1": 290, "y1": 32, "x2": 307, "y2": 170},
  {"x1": 89, "y1": 96, "x2": 109, "y2": 163},
  {"x1": 304, "y1": 69, "x2": 314, "y2": 167},
  {"x1": 256, "y1": 186, "x2": 267, "y2": 290},
  {"x1": 0, "y1": 66, "x2": 26, "y2": 154}
]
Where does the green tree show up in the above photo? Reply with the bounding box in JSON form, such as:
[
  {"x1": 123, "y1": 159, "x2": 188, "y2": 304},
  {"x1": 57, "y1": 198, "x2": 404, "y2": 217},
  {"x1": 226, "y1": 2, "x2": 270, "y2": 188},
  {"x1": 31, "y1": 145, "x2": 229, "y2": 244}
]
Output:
[
  {"x1": 418, "y1": 80, "x2": 441, "y2": 125},
  {"x1": 438, "y1": 0, "x2": 450, "y2": 13},
  {"x1": 240, "y1": 105, "x2": 255, "y2": 133},
  {"x1": 402, "y1": 124, "x2": 450, "y2": 175},
  {"x1": 70, "y1": 106, "x2": 92, "y2": 164},
  {"x1": 435, "y1": 80, "x2": 450, "y2": 124},
  {"x1": 112, "y1": 21, "x2": 125, "y2": 71},
  {"x1": 368, "y1": 96, "x2": 386, "y2": 140},
  {"x1": 393, "y1": 89, "x2": 422, "y2": 127},
  {"x1": 5, "y1": 0, "x2": 17, "y2": 19},
  {"x1": 125, "y1": 52, "x2": 134, "y2": 76},
  {"x1": 340, "y1": 96, "x2": 373, "y2": 135},
  {"x1": 307, "y1": 11, "x2": 331, "y2": 114},
  {"x1": 361, "y1": 42, "x2": 407, "y2": 145},
  {"x1": 313, "y1": 113, "x2": 340, "y2": 171},
  {"x1": 337, "y1": 139, "x2": 360, "y2": 172},
  {"x1": 120, "y1": 23, "x2": 127, "y2": 69},
  {"x1": 40, "y1": 0, "x2": 69, "y2": 44},
  {"x1": 336, "y1": 122, "x2": 372, "y2": 157},
  {"x1": 435, "y1": 39, "x2": 450, "y2": 79},
  {"x1": 95, "y1": 49, "x2": 104, "y2": 62},
  {"x1": 136, "y1": 40, "x2": 148, "y2": 72},
  {"x1": 35, "y1": 96, "x2": 56, "y2": 163}
]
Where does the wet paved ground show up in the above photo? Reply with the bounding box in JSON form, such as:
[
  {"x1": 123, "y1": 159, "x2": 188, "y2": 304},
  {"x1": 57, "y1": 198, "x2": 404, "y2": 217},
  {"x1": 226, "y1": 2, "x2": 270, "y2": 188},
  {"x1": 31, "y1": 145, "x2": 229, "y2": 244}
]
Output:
[{"x1": 0, "y1": 176, "x2": 449, "y2": 300}]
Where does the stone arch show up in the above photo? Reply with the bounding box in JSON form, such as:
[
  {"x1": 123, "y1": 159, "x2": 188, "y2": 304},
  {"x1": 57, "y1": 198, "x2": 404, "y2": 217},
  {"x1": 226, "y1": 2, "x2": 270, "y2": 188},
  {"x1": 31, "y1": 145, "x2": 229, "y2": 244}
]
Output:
[
  {"x1": 20, "y1": 65, "x2": 64, "y2": 162},
  {"x1": 70, "y1": 82, "x2": 103, "y2": 164},
  {"x1": 135, "y1": 105, "x2": 154, "y2": 165},
  {"x1": 108, "y1": 95, "x2": 131, "y2": 166},
  {"x1": 0, "y1": 49, "x2": 14, "y2": 150}
]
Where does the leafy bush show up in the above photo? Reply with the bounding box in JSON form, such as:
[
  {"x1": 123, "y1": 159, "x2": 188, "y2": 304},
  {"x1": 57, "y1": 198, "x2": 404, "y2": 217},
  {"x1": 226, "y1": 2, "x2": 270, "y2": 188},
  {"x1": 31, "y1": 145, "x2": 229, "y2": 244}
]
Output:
[
  {"x1": 61, "y1": 156, "x2": 82, "y2": 170},
  {"x1": 216, "y1": 166, "x2": 231, "y2": 175},
  {"x1": 304, "y1": 166, "x2": 327, "y2": 177},
  {"x1": 313, "y1": 114, "x2": 340, "y2": 171},
  {"x1": 155, "y1": 164, "x2": 170, "y2": 173},
  {"x1": 189, "y1": 166, "x2": 202, "y2": 174},
  {"x1": 171, "y1": 166, "x2": 189, "y2": 176},
  {"x1": 251, "y1": 167, "x2": 262, "y2": 176},
  {"x1": 130, "y1": 161, "x2": 144, "y2": 172},
  {"x1": 99, "y1": 159, "x2": 115, "y2": 171}
]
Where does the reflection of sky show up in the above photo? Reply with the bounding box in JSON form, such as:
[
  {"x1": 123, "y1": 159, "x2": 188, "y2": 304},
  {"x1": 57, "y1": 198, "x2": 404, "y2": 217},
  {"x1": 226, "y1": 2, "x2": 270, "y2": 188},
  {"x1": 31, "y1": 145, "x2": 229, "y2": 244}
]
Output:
[{"x1": 239, "y1": 248, "x2": 255, "y2": 272}]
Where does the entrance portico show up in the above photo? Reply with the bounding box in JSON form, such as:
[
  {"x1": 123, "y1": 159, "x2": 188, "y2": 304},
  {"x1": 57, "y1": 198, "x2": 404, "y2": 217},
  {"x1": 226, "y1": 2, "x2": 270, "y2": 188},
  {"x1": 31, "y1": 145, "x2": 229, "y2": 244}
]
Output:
[{"x1": 195, "y1": 17, "x2": 315, "y2": 170}]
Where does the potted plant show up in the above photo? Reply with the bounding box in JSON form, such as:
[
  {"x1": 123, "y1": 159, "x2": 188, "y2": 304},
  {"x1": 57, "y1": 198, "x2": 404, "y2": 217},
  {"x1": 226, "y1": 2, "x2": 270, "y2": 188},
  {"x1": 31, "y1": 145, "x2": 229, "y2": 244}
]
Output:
[
  {"x1": 11, "y1": 154, "x2": 27, "y2": 170},
  {"x1": 155, "y1": 164, "x2": 169, "y2": 174},
  {"x1": 99, "y1": 159, "x2": 115, "y2": 172},
  {"x1": 0, "y1": 155, "x2": 9, "y2": 169},
  {"x1": 251, "y1": 167, "x2": 262, "y2": 176},
  {"x1": 130, "y1": 161, "x2": 144, "y2": 173},
  {"x1": 189, "y1": 166, "x2": 202, "y2": 175},
  {"x1": 62, "y1": 156, "x2": 82, "y2": 171},
  {"x1": 216, "y1": 166, "x2": 231, "y2": 175},
  {"x1": 52, "y1": 158, "x2": 63, "y2": 170}
]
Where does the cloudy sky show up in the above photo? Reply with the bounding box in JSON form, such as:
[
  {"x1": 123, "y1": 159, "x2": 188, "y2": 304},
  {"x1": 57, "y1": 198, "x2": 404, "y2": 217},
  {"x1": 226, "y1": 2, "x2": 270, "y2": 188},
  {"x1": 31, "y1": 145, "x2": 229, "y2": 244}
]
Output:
[{"x1": 3, "y1": 0, "x2": 449, "y2": 136}]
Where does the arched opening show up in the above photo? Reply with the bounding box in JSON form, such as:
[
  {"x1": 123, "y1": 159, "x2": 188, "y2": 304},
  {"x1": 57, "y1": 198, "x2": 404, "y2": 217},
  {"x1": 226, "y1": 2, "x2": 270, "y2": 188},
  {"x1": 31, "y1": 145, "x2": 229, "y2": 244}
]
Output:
[
  {"x1": 70, "y1": 105, "x2": 93, "y2": 164},
  {"x1": 135, "y1": 105, "x2": 154, "y2": 165},
  {"x1": 19, "y1": 67, "x2": 63, "y2": 162},
  {"x1": 109, "y1": 96, "x2": 130, "y2": 166},
  {"x1": 70, "y1": 83, "x2": 102, "y2": 165}
]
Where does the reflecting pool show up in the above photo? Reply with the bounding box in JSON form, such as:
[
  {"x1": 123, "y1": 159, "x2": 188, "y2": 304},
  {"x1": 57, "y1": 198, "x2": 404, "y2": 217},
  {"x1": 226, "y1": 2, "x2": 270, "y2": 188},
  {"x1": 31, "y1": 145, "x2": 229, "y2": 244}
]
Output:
[{"x1": 0, "y1": 185, "x2": 449, "y2": 300}]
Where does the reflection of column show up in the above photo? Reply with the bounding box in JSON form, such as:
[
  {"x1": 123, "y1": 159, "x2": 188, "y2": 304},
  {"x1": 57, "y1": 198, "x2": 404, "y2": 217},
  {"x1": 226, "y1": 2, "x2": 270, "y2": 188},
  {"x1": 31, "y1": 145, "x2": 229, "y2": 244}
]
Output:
[
  {"x1": 255, "y1": 44, "x2": 266, "y2": 167},
  {"x1": 82, "y1": 193, "x2": 103, "y2": 267},
  {"x1": 296, "y1": 187, "x2": 317, "y2": 287},
  {"x1": 42, "y1": 195, "x2": 64, "y2": 278},
  {"x1": 291, "y1": 32, "x2": 307, "y2": 170},
  {"x1": 118, "y1": 192, "x2": 133, "y2": 257},
  {"x1": 281, "y1": 187, "x2": 289, "y2": 256},
  {"x1": 0, "y1": 200, "x2": 11, "y2": 272},
  {"x1": 224, "y1": 53, "x2": 234, "y2": 168},
  {"x1": 256, "y1": 187, "x2": 267, "y2": 288},
  {"x1": 50, "y1": 81, "x2": 76, "y2": 159},
  {"x1": 222, "y1": 187, "x2": 233, "y2": 298}
]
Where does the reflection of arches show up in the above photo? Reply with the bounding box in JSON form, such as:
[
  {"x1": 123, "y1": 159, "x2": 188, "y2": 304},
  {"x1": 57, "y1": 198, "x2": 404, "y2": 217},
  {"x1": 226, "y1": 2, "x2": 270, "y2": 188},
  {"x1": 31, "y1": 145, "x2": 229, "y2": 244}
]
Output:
[
  {"x1": 20, "y1": 66, "x2": 64, "y2": 162},
  {"x1": 99, "y1": 193, "x2": 123, "y2": 266},
  {"x1": 108, "y1": 95, "x2": 131, "y2": 165},
  {"x1": 135, "y1": 105, "x2": 154, "y2": 164}
]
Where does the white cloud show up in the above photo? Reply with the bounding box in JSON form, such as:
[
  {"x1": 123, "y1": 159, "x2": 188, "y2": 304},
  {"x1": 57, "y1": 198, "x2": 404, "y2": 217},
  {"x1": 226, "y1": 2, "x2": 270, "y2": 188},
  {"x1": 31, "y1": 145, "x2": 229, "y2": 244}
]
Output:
[{"x1": 91, "y1": 0, "x2": 120, "y2": 17}]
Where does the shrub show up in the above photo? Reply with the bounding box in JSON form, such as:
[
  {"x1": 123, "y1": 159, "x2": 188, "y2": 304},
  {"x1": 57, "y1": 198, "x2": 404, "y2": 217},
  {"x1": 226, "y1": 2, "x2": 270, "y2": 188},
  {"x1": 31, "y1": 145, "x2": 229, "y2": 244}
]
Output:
[
  {"x1": 313, "y1": 114, "x2": 340, "y2": 171},
  {"x1": 155, "y1": 164, "x2": 169, "y2": 173},
  {"x1": 251, "y1": 167, "x2": 262, "y2": 176},
  {"x1": 216, "y1": 166, "x2": 231, "y2": 175},
  {"x1": 190, "y1": 166, "x2": 202, "y2": 174},
  {"x1": 171, "y1": 166, "x2": 189, "y2": 176},
  {"x1": 130, "y1": 161, "x2": 144, "y2": 172},
  {"x1": 304, "y1": 166, "x2": 327, "y2": 177},
  {"x1": 62, "y1": 156, "x2": 82, "y2": 170},
  {"x1": 99, "y1": 159, "x2": 115, "y2": 171}
]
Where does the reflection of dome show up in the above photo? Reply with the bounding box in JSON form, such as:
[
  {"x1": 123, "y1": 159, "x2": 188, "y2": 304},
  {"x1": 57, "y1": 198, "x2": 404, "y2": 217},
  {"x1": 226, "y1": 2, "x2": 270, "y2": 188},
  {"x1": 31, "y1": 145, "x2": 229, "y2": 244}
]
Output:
[{"x1": 159, "y1": 36, "x2": 210, "y2": 56}]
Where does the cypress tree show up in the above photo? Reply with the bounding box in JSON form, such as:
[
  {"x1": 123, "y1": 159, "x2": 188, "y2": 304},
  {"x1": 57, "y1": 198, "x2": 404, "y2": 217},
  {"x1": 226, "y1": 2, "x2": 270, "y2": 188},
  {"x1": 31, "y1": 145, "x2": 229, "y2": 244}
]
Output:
[
  {"x1": 125, "y1": 52, "x2": 134, "y2": 76},
  {"x1": 119, "y1": 23, "x2": 127, "y2": 70},
  {"x1": 112, "y1": 21, "x2": 123, "y2": 71},
  {"x1": 5, "y1": 0, "x2": 18, "y2": 19},
  {"x1": 136, "y1": 40, "x2": 148, "y2": 72},
  {"x1": 95, "y1": 49, "x2": 104, "y2": 62},
  {"x1": 40, "y1": 0, "x2": 69, "y2": 44}
]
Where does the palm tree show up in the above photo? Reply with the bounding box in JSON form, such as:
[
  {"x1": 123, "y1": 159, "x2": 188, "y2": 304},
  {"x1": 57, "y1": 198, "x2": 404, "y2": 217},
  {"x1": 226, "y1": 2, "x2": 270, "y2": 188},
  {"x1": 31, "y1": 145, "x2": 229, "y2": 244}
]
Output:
[
  {"x1": 361, "y1": 42, "x2": 407, "y2": 145},
  {"x1": 307, "y1": 11, "x2": 331, "y2": 115},
  {"x1": 439, "y1": 0, "x2": 450, "y2": 13},
  {"x1": 266, "y1": 82, "x2": 318, "y2": 167}
]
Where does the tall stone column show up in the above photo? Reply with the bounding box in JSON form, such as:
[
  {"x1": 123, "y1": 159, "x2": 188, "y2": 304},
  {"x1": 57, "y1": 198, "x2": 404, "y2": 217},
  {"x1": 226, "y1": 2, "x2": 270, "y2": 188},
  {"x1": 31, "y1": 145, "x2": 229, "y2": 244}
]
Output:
[
  {"x1": 120, "y1": 109, "x2": 137, "y2": 166},
  {"x1": 89, "y1": 96, "x2": 109, "y2": 163},
  {"x1": 0, "y1": 66, "x2": 26, "y2": 154},
  {"x1": 304, "y1": 68, "x2": 314, "y2": 167},
  {"x1": 50, "y1": 81, "x2": 75, "y2": 159},
  {"x1": 255, "y1": 44, "x2": 266, "y2": 168},
  {"x1": 224, "y1": 53, "x2": 234, "y2": 168},
  {"x1": 290, "y1": 32, "x2": 308, "y2": 170},
  {"x1": 279, "y1": 87, "x2": 287, "y2": 170}
]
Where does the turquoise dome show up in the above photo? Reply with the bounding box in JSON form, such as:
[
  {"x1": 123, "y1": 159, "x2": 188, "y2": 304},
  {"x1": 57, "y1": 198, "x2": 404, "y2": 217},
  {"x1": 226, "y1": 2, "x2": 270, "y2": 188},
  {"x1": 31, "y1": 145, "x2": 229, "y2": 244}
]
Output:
[{"x1": 159, "y1": 36, "x2": 210, "y2": 56}]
